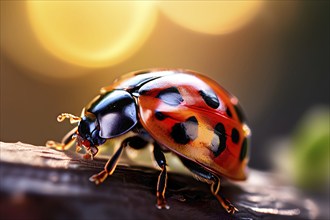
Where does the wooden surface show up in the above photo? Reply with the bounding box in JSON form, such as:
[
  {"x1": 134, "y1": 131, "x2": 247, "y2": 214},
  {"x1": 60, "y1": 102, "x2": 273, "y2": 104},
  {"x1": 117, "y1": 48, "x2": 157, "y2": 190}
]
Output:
[{"x1": 0, "y1": 142, "x2": 320, "y2": 220}]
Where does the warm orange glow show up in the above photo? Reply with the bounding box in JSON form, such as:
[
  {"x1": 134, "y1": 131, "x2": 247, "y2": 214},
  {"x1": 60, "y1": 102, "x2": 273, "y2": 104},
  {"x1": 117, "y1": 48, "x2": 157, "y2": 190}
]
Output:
[
  {"x1": 1, "y1": 1, "x2": 265, "y2": 79},
  {"x1": 27, "y1": 1, "x2": 157, "y2": 68},
  {"x1": 158, "y1": 1, "x2": 263, "y2": 35}
]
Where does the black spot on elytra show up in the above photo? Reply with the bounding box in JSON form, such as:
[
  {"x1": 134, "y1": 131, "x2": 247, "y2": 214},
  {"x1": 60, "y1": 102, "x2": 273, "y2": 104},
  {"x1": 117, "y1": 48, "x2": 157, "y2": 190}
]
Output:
[
  {"x1": 157, "y1": 87, "x2": 183, "y2": 106},
  {"x1": 231, "y1": 128, "x2": 239, "y2": 144},
  {"x1": 170, "y1": 116, "x2": 198, "y2": 144},
  {"x1": 171, "y1": 123, "x2": 189, "y2": 144},
  {"x1": 155, "y1": 111, "x2": 167, "y2": 121},
  {"x1": 199, "y1": 90, "x2": 220, "y2": 109},
  {"x1": 226, "y1": 107, "x2": 232, "y2": 118},
  {"x1": 211, "y1": 123, "x2": 227, "y2": 157},
  {"x1": 234, "y1": 103, "x2": 246, "y2": 123},
  {"x1": 240, "y1": 138, "x2": 248, "y2": 161},
  {"x1": 186, "y1": 116, "x2": 198, "y2": 123}
]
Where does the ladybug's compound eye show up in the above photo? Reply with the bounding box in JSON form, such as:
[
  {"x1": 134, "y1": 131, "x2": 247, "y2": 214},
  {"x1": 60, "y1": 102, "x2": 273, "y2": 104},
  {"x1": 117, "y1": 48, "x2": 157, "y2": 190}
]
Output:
[
  {"x1": 77, "y1": 112, "x2": 105, "y2": 147},
  {"x1": 78, "y1": 113, "x2": 98, "y2": 140}
]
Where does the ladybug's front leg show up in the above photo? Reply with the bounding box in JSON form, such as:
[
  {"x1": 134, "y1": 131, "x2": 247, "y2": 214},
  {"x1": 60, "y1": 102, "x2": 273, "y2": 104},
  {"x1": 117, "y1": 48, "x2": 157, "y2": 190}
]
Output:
[
  {"x1": 47, "y1": 113, "x2": 81, "y2": 151},
  {"x1": 89, "y1": 141, "x2": 125, "y2": 185},
  {"x1": 211, "y1": 176, "x2": 238, "y2": 214},
  {"x1": 153, "y1": 143, "x2": 169, "y2": 209},
  {"x1": 90, "y1": 136, "x2": 149, "y2": 185},
  {"x1": 46, "y1": 127, "x2": 77, "y2": 151}
]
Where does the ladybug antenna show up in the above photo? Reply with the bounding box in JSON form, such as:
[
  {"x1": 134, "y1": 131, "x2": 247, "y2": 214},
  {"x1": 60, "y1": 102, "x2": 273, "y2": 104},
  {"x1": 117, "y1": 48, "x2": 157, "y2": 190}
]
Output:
[{"x1": 57, "y1": 113, "x2": 81, "y2": 124}]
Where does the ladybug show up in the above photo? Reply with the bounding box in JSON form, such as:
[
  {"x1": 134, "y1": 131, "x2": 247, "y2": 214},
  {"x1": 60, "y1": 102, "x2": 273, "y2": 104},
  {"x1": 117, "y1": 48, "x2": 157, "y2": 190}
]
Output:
[{"x1": 47, "y1": 69, "x2": 251, "y2": 214}]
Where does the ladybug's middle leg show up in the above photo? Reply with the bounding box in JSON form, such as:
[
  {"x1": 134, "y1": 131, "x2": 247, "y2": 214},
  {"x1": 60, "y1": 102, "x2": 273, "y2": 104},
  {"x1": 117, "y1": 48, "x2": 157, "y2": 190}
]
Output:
[{"x1": 153, "y1": 142, "x2": 169, "y2": 209}]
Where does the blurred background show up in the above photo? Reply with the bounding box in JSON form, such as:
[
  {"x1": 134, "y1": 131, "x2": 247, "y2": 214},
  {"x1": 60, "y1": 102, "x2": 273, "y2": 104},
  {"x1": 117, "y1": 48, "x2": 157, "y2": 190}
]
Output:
[{"x1": 1, "y1": 1, "x2": 329, "y2": 194}]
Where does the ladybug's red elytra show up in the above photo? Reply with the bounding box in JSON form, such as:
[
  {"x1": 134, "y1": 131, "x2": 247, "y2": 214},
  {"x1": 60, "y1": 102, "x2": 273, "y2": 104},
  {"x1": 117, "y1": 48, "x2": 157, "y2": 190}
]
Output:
[{"x1": 47, "y1": 69, "x2": 251, "y2": 214}]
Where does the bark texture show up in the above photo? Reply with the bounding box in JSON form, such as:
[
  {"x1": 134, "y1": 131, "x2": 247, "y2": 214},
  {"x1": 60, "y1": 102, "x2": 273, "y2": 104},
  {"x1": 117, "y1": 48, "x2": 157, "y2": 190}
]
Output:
[{"x1": 0, "y1": 142, "x2": 318, "y2": 220}]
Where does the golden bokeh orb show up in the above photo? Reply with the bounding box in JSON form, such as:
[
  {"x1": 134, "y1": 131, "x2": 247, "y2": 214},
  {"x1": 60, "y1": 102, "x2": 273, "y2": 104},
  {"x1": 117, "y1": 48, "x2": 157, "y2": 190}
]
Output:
[
  {"x1": 27, "y1": 1, "x2": 157, "y2": 68},
  {"x1": 159, "y1": 1, "x2": 263, "y2": 35}
]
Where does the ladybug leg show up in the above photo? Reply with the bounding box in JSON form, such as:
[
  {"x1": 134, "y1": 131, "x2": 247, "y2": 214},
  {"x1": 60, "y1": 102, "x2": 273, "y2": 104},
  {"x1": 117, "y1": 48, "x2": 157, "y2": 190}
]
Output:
[
  {"x1": 46, "y1": 127, "x2": 77, "y2": 151},
  {"x1": 47, "y1": 113, "x2": 81, "y2": 151},
  {"x1": 211, "y1": 176, "x2": 238, "y2": 214},
  {"x1": 89, "y1": 141, "x2": 125, "y2": 185},
  {"x1": 82, "y1": 146, "x2": 99, "y2": 160},
  {"x1": 179, "y1": 157, "x2": 238, "y2": 214},
  {"x1": 153, "y1": 142, "x2": 169, "y2": 209}
]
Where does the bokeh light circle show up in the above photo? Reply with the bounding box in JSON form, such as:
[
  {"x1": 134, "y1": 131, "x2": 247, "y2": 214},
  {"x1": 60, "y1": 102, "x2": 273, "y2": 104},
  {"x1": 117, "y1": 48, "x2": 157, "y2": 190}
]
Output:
[
  {"x1": 159, "y1": 1, "x2": 263, "y2": 35},
  {"x1": 27, "y1": 1, "x2": 157, "y2": 68}
]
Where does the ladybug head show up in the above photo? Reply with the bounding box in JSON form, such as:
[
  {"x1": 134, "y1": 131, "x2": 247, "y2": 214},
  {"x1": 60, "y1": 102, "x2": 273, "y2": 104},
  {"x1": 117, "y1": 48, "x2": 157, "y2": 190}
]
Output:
[
  {"x1": 56, "y1": 112, "x2": 105, "y2": 148},
  {"x1": 76, "y1": 112, "x2": 106, "y2": 147}
]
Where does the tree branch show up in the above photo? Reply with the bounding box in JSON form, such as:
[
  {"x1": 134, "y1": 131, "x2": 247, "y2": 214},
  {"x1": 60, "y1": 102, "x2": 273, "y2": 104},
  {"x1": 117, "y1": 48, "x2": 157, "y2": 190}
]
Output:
[{"x1": 0, "y1": 142, "x2": 317, "y2": 220}]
